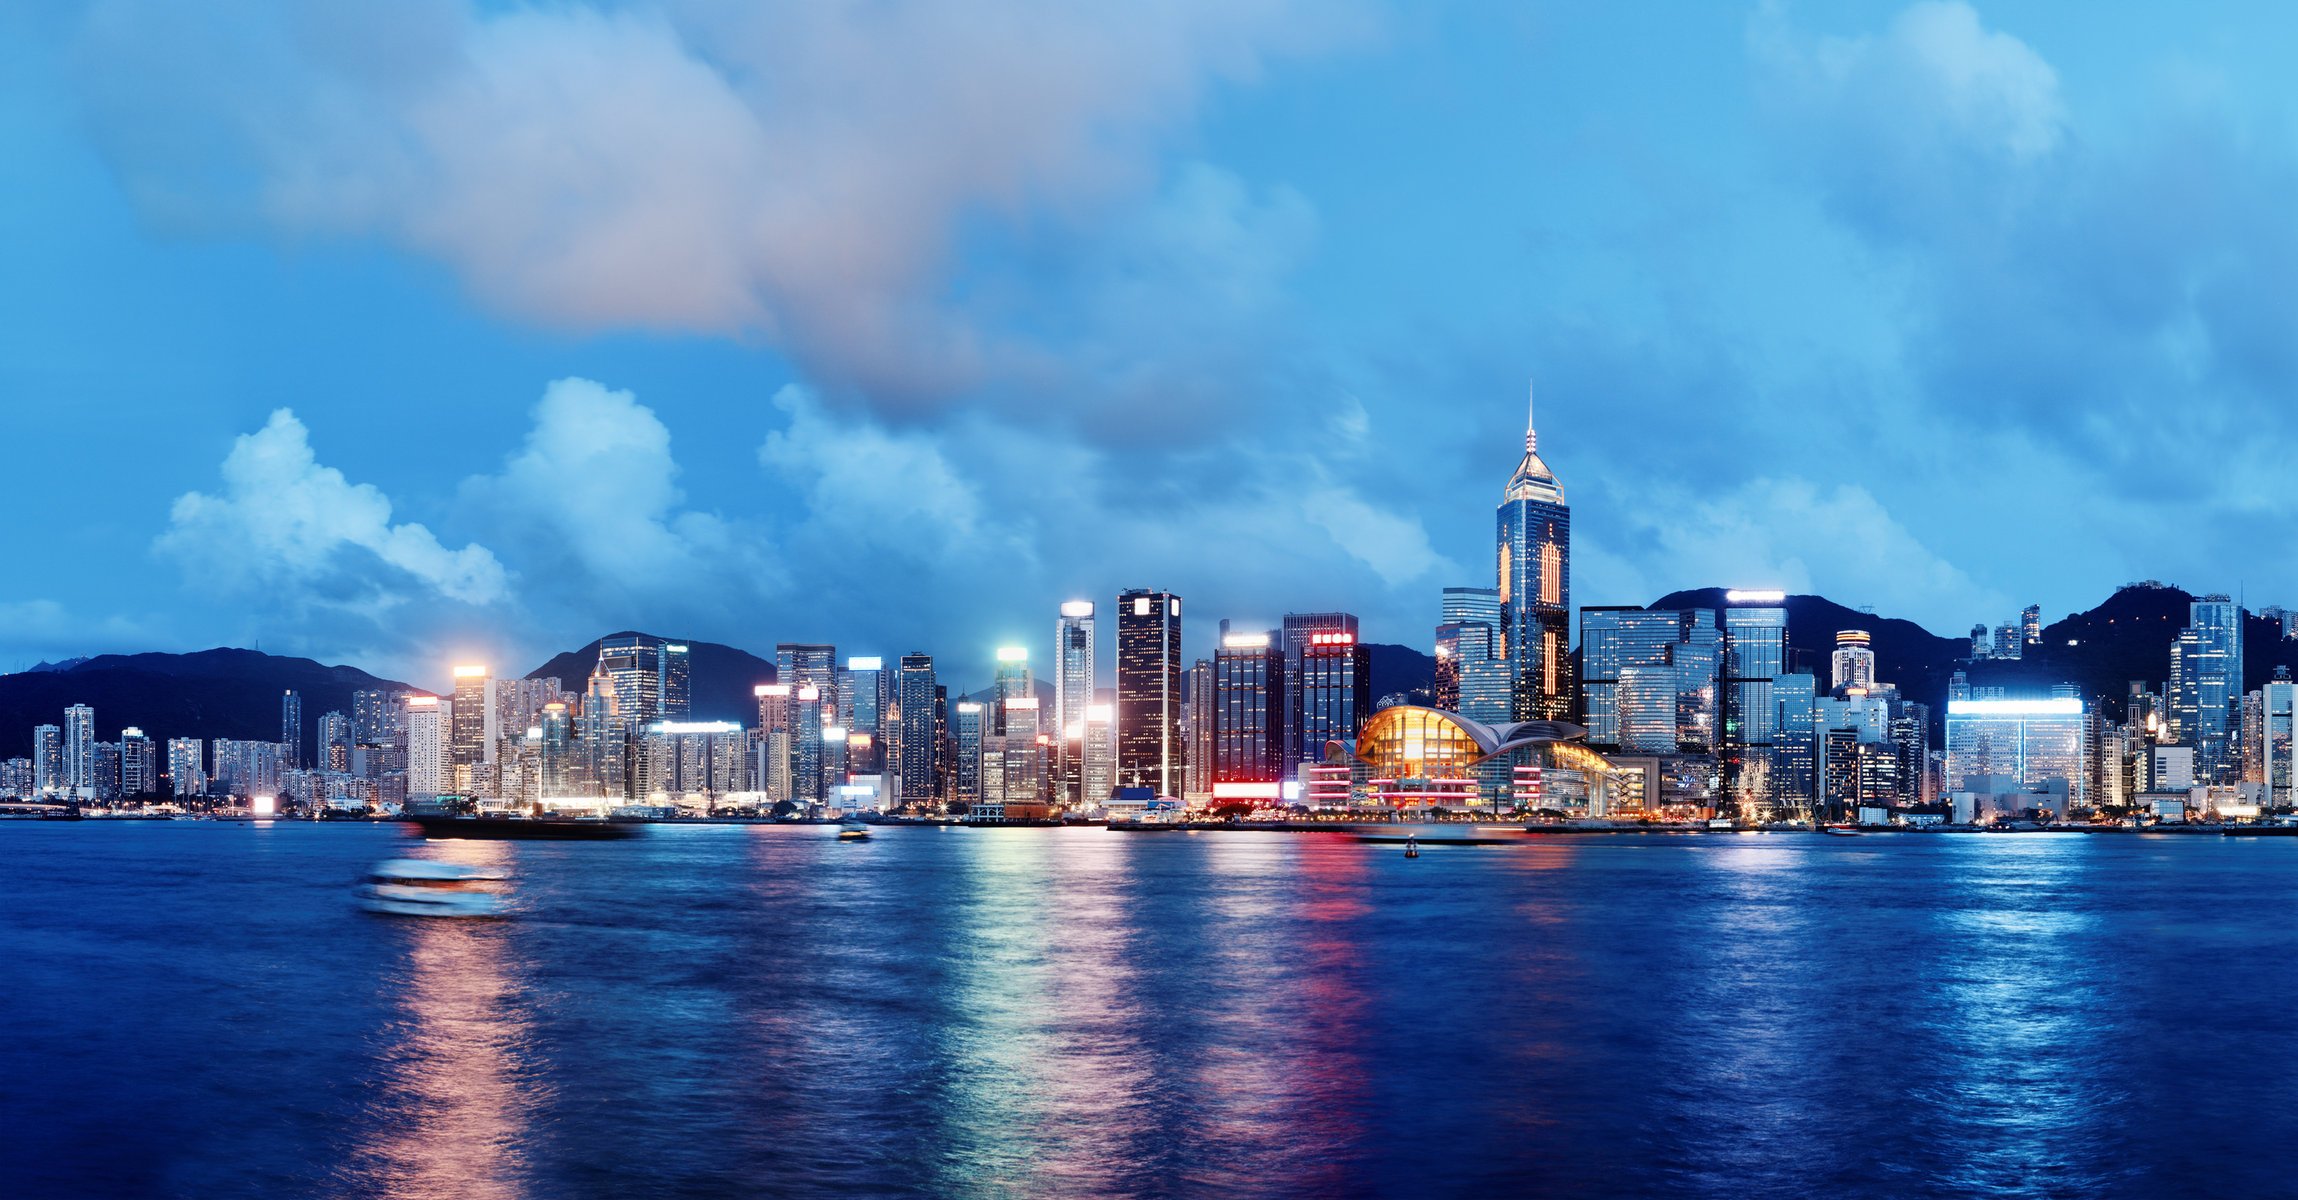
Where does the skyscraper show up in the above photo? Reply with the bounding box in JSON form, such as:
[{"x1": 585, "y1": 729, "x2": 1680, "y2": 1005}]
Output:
[
  {"x1": 1436, "y1": 587, "x2": 1509, "y2": 722},
  {"x1": 1497, "y1": 386, "x2": 1571, "y2": 721},
  {"x1": 1116, "y1": 589, "x2": 1183, "y2": 795},
  {"x1": 1578, "y1": 608, "x2": 1722, "y2": 752},
  {"x1": 1056, "y1": 601, "x2": 1095, "y2": 804},
  {"x1": 64, "y1": 703, "x2": 95, "y2": 799},
  {"x1": 33, "y1": 724, "x2": 61, "y2": 795},
  {"x1": 896, "y1": 653, "x2": 939, "y2": 806},
  {"x1": 450, "y1": 665, "x2": 493, "y2": 779},
  {"x1": 1212, "y1": 627, "x2": 1285, "y2": 797},
  {"x1": 1081, "y1": 701, "x2": 1117, "y2": 808},
  {"x1": 1279, "y1": 612, "x2": 1354, "y2": 768},
  {"x1": 952, "y1": 701, "x2": 984, "y2": 805},
  {"x1": 776, "y1": 644, "x2": 840, "y2": 716},
  {"x1": 662, "y1": 643, "x2": 692, "y2": 720},
  {"x1": 167, "y1": 737, "x2": 204, "y2": 797},
  {"x1": 992, "y1": 647, "x2": 1034, "y2": 736},
  {"x1": 406, "y1": 694, "x2": 445, "y2": 799},
  {"x1": 2173, "y1": 594, "x2": 2243, "y2": 783},
  {"x1": 598, "y1": 635, "x2": 667, "y2": 728},
  {"x1": 319, "y1": 710, "x2": 352, "y2": 772},
  {"x1": 2266, "y1": 673, "x2": 2297, "y2": 809},
  {"x1": 1722, "y1": 593, "x2": 1789, "y2": 807},
  {"x1": 281, "y1": 690, "x2": 303, "y2": 770},
  {"x1": 1830, "y1": 631, "x2": 1877, "y2": 694},
  {"x1": 2022, "y1": 604, "x2": 2043, "y2": 647},
  {"x1": 844, "y1": 656, "x2": 885, "y2": 773},
  {"x1": 120, "y1": 727, "x2": 156, "y2": 797},
  {"x1": 1296, "y1": 621, "x2": 1371, "y2": 772}
]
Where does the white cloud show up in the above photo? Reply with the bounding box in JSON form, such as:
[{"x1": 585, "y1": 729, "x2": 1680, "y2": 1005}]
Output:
[
  {"x1": 759, "y1": 385, "x2": 1016, "y2": 558},
  {"x1": 158, "y1": 408, "x2": 508, "y2": 611}
]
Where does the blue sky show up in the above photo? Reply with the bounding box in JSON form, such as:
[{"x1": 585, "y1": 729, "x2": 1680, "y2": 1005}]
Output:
[{"x1": 5, "y1": 1, "x2": 2295, "y2": 691}]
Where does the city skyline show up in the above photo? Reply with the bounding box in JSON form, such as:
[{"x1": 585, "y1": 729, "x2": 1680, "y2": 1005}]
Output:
[{"x1": 12, "y1": 3, "x2": 2298, "y2": 687}]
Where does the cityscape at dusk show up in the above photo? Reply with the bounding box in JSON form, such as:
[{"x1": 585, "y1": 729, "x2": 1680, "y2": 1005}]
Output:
[{"x1": 10, "y1": 2, "x2": 2298, "y2": 1197}]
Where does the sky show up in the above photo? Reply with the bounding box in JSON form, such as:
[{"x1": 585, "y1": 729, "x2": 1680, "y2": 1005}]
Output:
[{"x1": 5, "y1": 1, "x2": 2297, "y2": 693}]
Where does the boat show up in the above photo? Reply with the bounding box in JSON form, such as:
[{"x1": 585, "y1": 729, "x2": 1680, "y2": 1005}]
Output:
[
  {"x1": 837, "y1": 819, "x2": 872, "y2": 841},
  {"x1": 359, "y1": 858, "x2": 507, "y2": 918},
  {"x1": 1404, "y1": 835, "x2": 1420, "y2": 859},
  {"x1": 407, "y1": 814, "x2": 640, "y2": 840},
  {"x1": 1822, "y1": 825, "x2": 1862, "y2": 837}
]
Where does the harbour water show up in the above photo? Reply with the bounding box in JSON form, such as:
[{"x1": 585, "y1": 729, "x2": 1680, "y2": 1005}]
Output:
[{"x1": 6, "y1": 822, "x2": 2296, "y2": 1198}]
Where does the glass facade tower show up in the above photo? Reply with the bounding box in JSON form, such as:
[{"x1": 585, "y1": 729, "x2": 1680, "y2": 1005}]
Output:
[
  {"x1": 1116, "y1": 589, "x2": 1183, "y2": 795},
  {"x1": 1497, "y1": 388, "x2": 1571, "y2": 722}
]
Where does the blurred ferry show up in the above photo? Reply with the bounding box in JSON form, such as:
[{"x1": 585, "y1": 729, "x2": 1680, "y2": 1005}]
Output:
[{"x1": 359, "y1": 858, "x2": 507, "y2": 919}]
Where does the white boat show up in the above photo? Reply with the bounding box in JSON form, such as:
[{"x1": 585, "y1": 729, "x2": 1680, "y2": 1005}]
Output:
[
  {"x1": 837, "y1": 820, "x2": 872, "y2": 841},
  {"x1": 359, "y1": 858, "x2": 508, "y2": 918}
]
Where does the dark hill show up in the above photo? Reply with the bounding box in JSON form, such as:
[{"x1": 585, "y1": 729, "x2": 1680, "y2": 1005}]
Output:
[
  {"x1": 1651, "y1": 588, "x2": 1968, "y2": 707},
  {"x1": 0, "y1": 648, "x2": 423, "y2": 760},
  {"x1": 1366, "y1": 643, "x2": 1437, "y2": 703},
  {"x1": 526, "y1": 633, "x2": 777, "y2": 723}
]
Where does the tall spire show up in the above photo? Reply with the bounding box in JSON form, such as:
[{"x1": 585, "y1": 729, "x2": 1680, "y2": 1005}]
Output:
[
  {"x1": 1503, "y1": 377, "x2": 1563, "y2": 505},
  {"x1": 1525, "y1": 379, "x2": 1537, "y2": 454}
]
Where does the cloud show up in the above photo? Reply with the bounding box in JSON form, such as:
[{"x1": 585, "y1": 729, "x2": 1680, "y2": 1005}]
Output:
[
  {"x1": 158, "y1": 409, "x2": 508, "y2": 613},
  {"x1": 460, "y1": 377, "x2": 782, "y2": 614},
  {"x1": 74, "y1": 0, "x2": 1364, "y2": 417},
  {"x1": 759, "y1": 385, "x2": 1015, "y2": 558}
]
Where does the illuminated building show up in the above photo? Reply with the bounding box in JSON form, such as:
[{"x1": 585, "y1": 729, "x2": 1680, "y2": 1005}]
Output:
[
  {"x1": 539, "y1": 702, "x2": 571, "y2": 794},
  {"x1": 597, "y1": 635, "x2": 667, "y2": 729},
  {"x1": 991, "y1": 646, "x2": 1033, "y2": 736},
  {"x1": 842, "y1": 656, "x2": 885, "y2": 773},
  {"x1": 33, "y1": 724, "x2": 61, "y2": 795},
  {"x1": 1080, "y1": 701, "x2": 1116, "y2": 807},
  {"x1": 793, "y1": 683, "x2": 825, "y2": 801},
  {"x1": 167, "y1": 737, "x2": 204, "y2": 797},
  {"x1": 281, "y1": 690, "x2": 302, "y2": 770},
  {"x1": 1769, "y1": 673, "x2": 1820, "y2": 816},
  {"x1": 2022, "y1": 604, "x2": 2043, "y2": 648},
  {"x1": 1056, "y1": 602, "x2": 1095, "y2": 804},
  {"x1": 1279, "y1": 612, "x2": 1356, "y2": 770},
  {"x1": 352, "y1": 689, "x2": 397, "y2": 746},
  {"x1": 1435, "y1": 587, "x2": 1507, "y2": 721},
  {"x1": 953, "y1": 701, "x2": 984, "y2": 804},
  {"x1": 1578, "y1": 608, "x2": 1721, "y2": 753},
  {"x1": 1721, "y1": 593, "x2": 1788, "y2": 808},
  {"x1": 1830, "y1": 631, "x2": 1876, "y2": 694},
  {"x1": 450, "y1": 665, "x2": 493, "y2": 778},
  {"x1": 2265, "y1": 675, "x2": 2296, "y2": 808},
  {"x1": 1354, "y1": 706, "x2": 1596, "y2": 810},
  {"x1": 1498, "y1": 386, "x2": 1571, "y2": 721},
  {"x1": 119, "y1": 728, "x2": 156, "y2": 797},
  {"x1": 319, "y1": 710, "x2": 352, "y2": 773},
  {"x1": 1213, "y1": 628, "x2": 1285, "y2": 796},
  {"x1": 753, "y1": 684, "x2": 793, "y2": 801},
  {"x1": 776, "y1": 643, "x2": 840, "y2": 718},
  {"x1": 63, "y1": 703, "x2": 95, "y2": 799},
  {"x1": 663, "y1": 643, "x2": 691, "y2": 720},
  {"x1": 2170, "y1": 595, "x2": 2242, "y2": 782},
  {"x1": 1293, "y1": 620, "x2": 1370, "y2": 779},
  {"x1": 1116, "y1": 588, "x2": 1183, "y2": 795},
  {"x1": 645, "y1": 721, "x2": 751, "y2": 800},
  {"x1": 1992, "y1": 623, "x2": 2021, "y2": 660},
  {"x1": 896, "y1": 653, "x2": 939, "y2": 805},
  {"x1": 1945, "y1": 698, "x2": 2087, "y2": 800},
  {"x1": 405, "y1": 695, "x2": 445, "y2": 799},
  {"x1": 1185, "y1": 658, "x2": 1213, "y2": 799}
]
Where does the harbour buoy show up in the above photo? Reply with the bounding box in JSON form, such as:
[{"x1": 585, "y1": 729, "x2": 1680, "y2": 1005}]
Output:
[{"x1": 1404, "y1": 835, "x2": 1419, "y2": 859}]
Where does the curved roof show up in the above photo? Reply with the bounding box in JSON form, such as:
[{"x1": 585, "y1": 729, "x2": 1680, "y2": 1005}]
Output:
[{"x1": 1357, "y1": 706, "x2": 1589, "y2": 766}]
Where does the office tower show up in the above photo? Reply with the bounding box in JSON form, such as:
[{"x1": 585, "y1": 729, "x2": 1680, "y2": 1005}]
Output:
[
  {"x1": 1080, "y1": 701, "x2": 1117, "y2": 808},
  {"x1": 952, "y1": 701, "x2": 985, "y2": 805},
  {"x1": 786, "y1": 684, "x2": 825, "y2": 801},
  {"x1": 1296, "y1": 621, "x2": 1370, "y2": 770},
  {"x1": 843, "y1": 657, "x2": 885, "y2": 774},
  {"x1": 1945, "y1": 697, "x2": 2087, "y2": 799},
  {"x1": 598, "y1": 635, "x2": 667, "y2": 728},
  {"x1": 1212, "y1": 628, "x2": 1285, "y2": 797},
  {"x1": 449, "y1": 665, "x2": 494, "y2": 778},
  {"x1": 1185, "y1": 658, "x2": 1215, "y2": 798},
  {"x1": 1890, "y1": 705, "x2": 1931, "y2": 805},
  {"x1": 1579, "y1": 608, "x2": 1722, "y2": 752},
  {"x1": 776, "y1": 643, "x2": 839, "y2": 716},
  {"x1": 33, "y1": 724, "x2": 62, "y2": 795},
  {"x1": 1436, "y1": 587, "x2": 1510, "y2": 722},
  {"x1": 1278, "y1": 612, "x2": 1353, "y2": 766},
  {"x1": 119, "y1": 728, "x2": 156, "y2": 797},
  {"x1": 281, "y1": 690, "x2": 303, "y2": 770},
  {"x1": 895, "y1": 654, "x2": 939, "y2": 805},
  {"x1": 351, "y1": 689, "x2": 394, "y2": 745},
  {"x1": 537, "y1": 702, "x2": 571, "y2": 794},
  {"x1": 1056, "y1": 602, "x2": 1095, "y2": 802},
  {"x1": 2022, "y1": 604, "x2": 2043, "y2": 647},
  {"x1": 167, "y1": 737, "x2": 204, "y2": 797},
  {"x1": 2172, "y1": 594, "x2": 2243, "y2": 783},
  {"x1": 319, "y1": 710, "x2": 352, "y2": 772},
  {"x1": 406, "y1": 695, "x2": 445, "y2": 799},
  {"x1": 752, "y1": 684, "x2": 794, "y2": 801},
  {"x1": 64, "y1": 703, "x2": 95, "y2": 799},
  {"x1": 1117, "y1": 588, "x2": 1183, "y2": 794},
  {"x1": 1722, "y1": 594, "x2": 1789, "y2": 807},
  {"x1": 2266, "y1": 673, "x2": 2297, "y2": 809},
  {"x1": 1498, "y1": 386, "x2": 1571, "y2": 721},
  {"x1": 1769, "y1": 674, "x2": 1820, "y2": 816},
  {"x1": 662, "y1": 643, "x2": 692, "y2": 720},
  {"x1": 1830, "y1": 631, "x2": 1877, "y2": 694},
  {"x1": 992, "y1": 647, "x2": 1033, "y2": 736}
]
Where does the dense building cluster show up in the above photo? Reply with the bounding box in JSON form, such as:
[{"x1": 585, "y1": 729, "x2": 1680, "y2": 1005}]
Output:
[{"x1": 6, "y1": 392, "x2": 2294, "y2": 826}]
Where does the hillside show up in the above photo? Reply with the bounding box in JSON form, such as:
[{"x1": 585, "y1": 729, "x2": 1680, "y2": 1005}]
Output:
[{"x1": 0, "y1": 649, "x2": 423, "y2": 760}]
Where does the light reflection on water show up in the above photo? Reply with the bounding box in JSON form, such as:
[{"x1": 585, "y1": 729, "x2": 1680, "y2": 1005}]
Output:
[{"x1": 14, "y1": 824, "x2": 2298, "y2": 1197}]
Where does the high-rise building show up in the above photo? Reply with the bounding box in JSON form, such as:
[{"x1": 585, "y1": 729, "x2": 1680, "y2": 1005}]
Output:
[
  {"x1": 598, "y1": 636, "x2": 667, "y2": 729},
  {"x1": 1081, "y1": 701, "x2": 1117, "y2": 808},
  {"x1": 793, "y1": 683, "x2": 826, "y2": 801},
  {"x1": 1579, "y1": 608, "x2": 1722, "y2": 752},
  {"x1": 406, "y1": 694, "x2": 446, "y2": 799},
  {"x1": 1945, "y1": 697, "x2": 2087, "y2": 800},
  {"x1": 281, "y1": 690, "x2": 303, "y2": 770},
  {"x1": 1056, "y1": 602, "x2": 1096, "y2": 804},
  {"x1": 319, "y1": 710, "x2": 352, "y2": 773},
  {"x1": 1296, "y1": 622, "x2": 1370, "y2": 772},
  {"x1": 450, "y1": 665, "x2": 493, "y2": 782},
  {"x1": 2171, "y1": 594, "x2": 2243, "y2": 783},
  {"x1": 1212, "y1": 628, "x2": 1285, "y2": 796},
  {"x1": 992, "y1": 647, "x2": 1034, "y2": 736},
  {"x1": 1830, "y1": 631, "x2": 1877, "y2": 694},
  {"x1": 2022, "y1": 604, "x2": 2043, "y2": 647},
  {"x1": 1992, "y1": 623, "x2": 2022, "y2": 661},
  {"x1": 662, "y1": 643, "x2": 692, "y2": 720},
  {"x1": 1436, "y1": 587, "x2": 1510, "y2": 723},
  {"x1": 1278, "y1": 612, "x2": 1353, "y2": 767},
  {"x1": 1184, "y1": 658, "x2": 1215, "y2": 799},
  {"x1": 167, "y1": 737, "x2": 205, "y2": 797},
  {"x1": 1769, "y1": 674, "x2": 1820, "y2": 817},
  {"x1": 776, "y1": 644, "x2": 840, "y2": 717},
  {"x1": 1116, "y1": 589, "x2": 1183, "y2": 795},
  {"x1": 896, "y1": 654, "x2": 939, "y2": 806},
  {"x1": 753, "y1": 684, "x2": 793, "y2": 802},
  {"x1": 952, "y1": 701, "x2": 985, "y2": 805},
  {"x1": 1497, "y1": 387, "x2": 1571, "y2": 721},
  {"x1": 351, "y1": 689, "x2": 397, "y2": 746},
  {"x1": 2265, "y1": 674, "x2": 2297, "y2": 809},
  {"x1": 1722, "y1": 593, "x2": 1789, "y2": 808},
  {"x1": 843, "y1": 657, "x2": 885, "y2": 774},
  {"x1": 33, "y1": 724, "x2": 62, "y2": 795},
  {"x1": 64, "y1": 703, "x2": 96, "y2": 799},
  {"x1": 1970, "y1": 624, "x2": 1991, "y2": 660},
  {"x1": 538, "y1": 702, "x2": 572, "y2": 795},
  {"x1": 119, "y1": 728, "x2": 157, "y2": 797}
]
